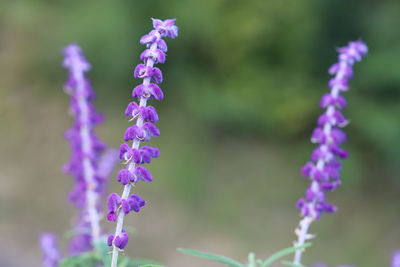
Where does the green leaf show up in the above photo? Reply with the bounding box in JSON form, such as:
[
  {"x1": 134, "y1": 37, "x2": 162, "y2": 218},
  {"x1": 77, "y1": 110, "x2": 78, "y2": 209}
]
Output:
[
  {"x1": 281, "y1": 260, "x2": 308, "y2": 267},
  {"x1": 262, "y1": 243, "x2": 311, "y2": 267},
  {"x1": 177, "y1": 248, "x2": 245, "y2": 267}
]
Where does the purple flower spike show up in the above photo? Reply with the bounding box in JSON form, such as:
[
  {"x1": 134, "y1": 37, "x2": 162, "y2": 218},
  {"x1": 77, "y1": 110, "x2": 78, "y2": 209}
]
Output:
[
  {"x1": 292, "y1": 41, "x2": 367, "y2": 265},
  {"x1": 40, "y1": 233, "x2": 61, "y2": 267},
  {"x1": 109, "y1": 18, "x2": 178, "y2": 266},
  {"x1": 62, "y1": 44, "x2": 110, "y2": 253},
  {"x1": 297, "y1": 40, "x2": 367, "y2": 219}
]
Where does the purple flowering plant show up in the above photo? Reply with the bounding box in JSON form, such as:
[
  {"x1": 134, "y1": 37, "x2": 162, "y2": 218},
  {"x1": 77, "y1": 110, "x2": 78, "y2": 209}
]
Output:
[{"x1": 38, "y1": 16, "x2": 399, "y2": 267}]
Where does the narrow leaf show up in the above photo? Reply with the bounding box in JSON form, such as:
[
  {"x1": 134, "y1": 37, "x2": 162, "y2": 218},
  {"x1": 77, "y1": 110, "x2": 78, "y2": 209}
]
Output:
[
  {"x1": 177, "y1": 248, "x2": 245, "y2": 267},
  {"x1": 262, "y1": 243, "x2": 311, "y2": 267}
]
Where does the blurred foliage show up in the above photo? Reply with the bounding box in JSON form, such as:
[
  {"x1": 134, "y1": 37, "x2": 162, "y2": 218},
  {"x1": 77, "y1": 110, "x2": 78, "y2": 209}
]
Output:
[
  {"x1": 2, "y1": 0, "x2": 400, "y2": 153},
  {"x1": 1, "y1": 0, "x2": 400, "y2": 266}
]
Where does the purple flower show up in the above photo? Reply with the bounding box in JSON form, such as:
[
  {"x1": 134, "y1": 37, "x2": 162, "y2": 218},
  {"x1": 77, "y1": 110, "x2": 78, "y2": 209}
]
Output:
[
  {"x1": 62, "y1": 44, "x2": 109, "y2": 253},
  {"x1": 152, "y1": 18, "x2": 179, "y2": 39},
  {"x1": 117, "y1": 169, "x2": 133, "y2": 185},
  {"x1": 120, "y1": 194, "x2": 146, "y2": 214},
  {"x1": 132, "y1": 83, "x2": 164, "y2": 100},
  {"x1": 392, "y1": 251, "x2": 400, "y2": 267},
  {"x1": 133, "y1": 165, "x2": 153, "y2": 182},
  {"x1": 114, "y1": 232, "x2": 129, "y2": 249},
  {"x1": 107, "y1": 193, "x2": 121, "y2": 222},
  {"x1": 292, "y1": 41, "x2": 367, "y2": 265},
  {"x1": 140, "y1": 48, "x2": 166, "y2": 64},
  {"x1": 107, "y1": 230, "x2": 130, "y2": 250},
  {"x1": 108, "y1": 18, "x2": 178, "y2": 266},
  {"x1": 40, "y1": 233, "x2": 61, "y2": 267}
]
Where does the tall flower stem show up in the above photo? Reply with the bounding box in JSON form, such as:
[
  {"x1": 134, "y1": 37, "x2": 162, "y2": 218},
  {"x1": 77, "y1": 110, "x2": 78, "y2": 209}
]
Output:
[
  {"x1": 108, "y1": 19, "x2": 178, "y2": 267},
  {"x1": 292, "y1": 41, "x2": 368, "y2": 265}
]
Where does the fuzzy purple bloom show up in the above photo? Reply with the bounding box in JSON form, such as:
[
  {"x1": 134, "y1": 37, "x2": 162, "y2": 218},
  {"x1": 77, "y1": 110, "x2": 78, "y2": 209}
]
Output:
[
  {"x1": 40, "y1": 233, "x2": 61, "y2": 267},
  {"x1": 114, "y1": 232, "x2": 129, "y2": 249},
  {"x1": 132, "y1": 83, "x2": 164, "y2": 100},
  {"x1": 62, "y1": 44, "x2": 108, "y2": 253},
  {"x1": 108, "y1": 18, "x2": 178, "y2": 267},
  {"x1": 392, "y1": 251, "x2": 400, "y2": 267},
  {"x1": 107, "y1": 229, "x2": 131, "y2": 250},
  {"x1": 293, "y1": 41, "x2": 367, "y2": 265}
]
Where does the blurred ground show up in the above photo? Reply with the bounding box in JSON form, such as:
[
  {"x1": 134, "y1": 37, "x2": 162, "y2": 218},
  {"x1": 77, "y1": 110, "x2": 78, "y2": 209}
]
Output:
[{"x1": 1, "y1": 0, "x2": 400, "y2": 266}]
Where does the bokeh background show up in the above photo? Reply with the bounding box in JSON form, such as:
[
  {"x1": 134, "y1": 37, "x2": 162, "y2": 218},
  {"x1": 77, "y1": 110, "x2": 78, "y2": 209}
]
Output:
[{"x1": 1, "y1": 0, "x2": 400, "y2": 266}]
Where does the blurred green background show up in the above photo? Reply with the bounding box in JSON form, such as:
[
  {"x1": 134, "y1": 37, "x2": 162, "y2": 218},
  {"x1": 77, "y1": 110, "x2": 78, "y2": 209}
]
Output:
[{"x1": 1, "y1": 0, "x2": 399, "y2": 266}]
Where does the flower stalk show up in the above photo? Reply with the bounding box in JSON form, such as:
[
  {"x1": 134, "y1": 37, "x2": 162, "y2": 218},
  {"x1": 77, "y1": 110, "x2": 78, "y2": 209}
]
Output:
[
  {"x1": 292, "y1": 41, "x2": 368, "y2": 264},
  {"x1": 107, "y1": 19, "x2": 178, "y2": 267}
]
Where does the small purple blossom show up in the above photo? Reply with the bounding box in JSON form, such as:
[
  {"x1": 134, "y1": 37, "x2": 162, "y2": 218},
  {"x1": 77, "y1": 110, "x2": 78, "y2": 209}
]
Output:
[
  {"x1": 293, "y1": 40, "x2": 368, "y2": 265},
  {"x1": 132, "y1": 83, "x2": 164, "y2": 100},
  {"x1": 113, "y1": 232, "x2": 129, "y2": 250},
  {"x1": 152, "y1": 18, "x2": 179, "y2": 39},
  {"x1": 392, "y1": 251, "x2": 400, "y2": 267},
  {"x1": 40, "y1": 233, "x2": 61, "y2": 267},
  {"x1": 108, "y1": 18, "x2": 178, "y2": 267}
]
